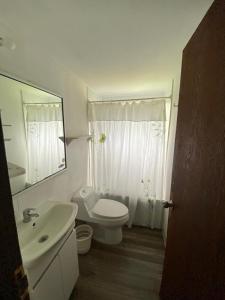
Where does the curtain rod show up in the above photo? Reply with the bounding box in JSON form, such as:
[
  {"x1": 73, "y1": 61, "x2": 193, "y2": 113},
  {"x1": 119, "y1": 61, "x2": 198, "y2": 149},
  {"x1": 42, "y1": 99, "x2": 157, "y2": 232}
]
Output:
[
  {"x1": 23, "y1": 102, "x2": 61, "y2": 105},
  {"x1": 88, "y1": 96, "x2": 171, "y2": 104}
]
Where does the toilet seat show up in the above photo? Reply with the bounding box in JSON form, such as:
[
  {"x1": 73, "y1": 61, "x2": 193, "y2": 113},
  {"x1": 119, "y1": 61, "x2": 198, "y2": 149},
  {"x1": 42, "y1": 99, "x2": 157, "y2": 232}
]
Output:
[{"x1": 92, "y1": 199, "x2": 128, "y2": 219}]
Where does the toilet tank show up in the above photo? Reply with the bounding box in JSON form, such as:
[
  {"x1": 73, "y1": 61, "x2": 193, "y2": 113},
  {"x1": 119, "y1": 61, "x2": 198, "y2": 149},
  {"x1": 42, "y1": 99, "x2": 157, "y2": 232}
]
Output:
[{"x1": 73, "y1": 186, "x2": 98, "y2": 212}]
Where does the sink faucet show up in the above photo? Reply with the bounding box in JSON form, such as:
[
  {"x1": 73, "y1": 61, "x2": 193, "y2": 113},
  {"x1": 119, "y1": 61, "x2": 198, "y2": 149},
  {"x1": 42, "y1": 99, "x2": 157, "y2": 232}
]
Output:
[{"x1": 23, "y1": 208, "x2": 39, "y2": 223}]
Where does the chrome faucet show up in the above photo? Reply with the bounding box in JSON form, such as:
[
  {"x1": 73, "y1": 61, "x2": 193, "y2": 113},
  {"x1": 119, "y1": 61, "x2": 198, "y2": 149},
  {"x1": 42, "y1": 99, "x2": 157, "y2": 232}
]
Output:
[{"x1": 23, "y1": 208, "x2": 39, "y2": 223}]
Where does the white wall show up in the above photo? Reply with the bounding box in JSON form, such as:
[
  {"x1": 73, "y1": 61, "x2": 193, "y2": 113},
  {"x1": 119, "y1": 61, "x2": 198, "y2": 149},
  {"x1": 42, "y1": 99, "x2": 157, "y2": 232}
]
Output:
[
  {"x1": 0, "y1": 42, "x2": 89, "y2": 222},
  {"x1": 0, "y1": 77, "x2": 27, "y2": 170}
]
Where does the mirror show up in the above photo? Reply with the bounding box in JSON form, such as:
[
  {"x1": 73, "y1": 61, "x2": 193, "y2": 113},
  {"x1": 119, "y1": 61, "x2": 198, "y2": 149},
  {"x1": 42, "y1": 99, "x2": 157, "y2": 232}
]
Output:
[{"x1": 0, "y1": 74, "x2": 66, "y2": 195}]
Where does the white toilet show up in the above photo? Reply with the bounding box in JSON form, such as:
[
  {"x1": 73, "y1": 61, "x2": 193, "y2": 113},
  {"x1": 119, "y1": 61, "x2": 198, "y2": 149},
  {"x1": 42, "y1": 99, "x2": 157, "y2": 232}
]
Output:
[{"x1": 72, "y1": 186, "x2": 129, "y2": 245}]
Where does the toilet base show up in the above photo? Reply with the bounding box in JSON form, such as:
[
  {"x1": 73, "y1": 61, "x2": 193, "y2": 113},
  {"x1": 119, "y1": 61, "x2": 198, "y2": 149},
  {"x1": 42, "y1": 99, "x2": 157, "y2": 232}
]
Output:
[{"x1": 91, "y1": 223, "x2": 123, "y2": 245}]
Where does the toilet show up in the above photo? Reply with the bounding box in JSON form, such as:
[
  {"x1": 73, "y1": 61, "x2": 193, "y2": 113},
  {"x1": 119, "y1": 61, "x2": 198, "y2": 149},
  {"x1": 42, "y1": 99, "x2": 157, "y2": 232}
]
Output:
[{"x1": 72, "y1": 186, "x2": 129, "y2": 245}]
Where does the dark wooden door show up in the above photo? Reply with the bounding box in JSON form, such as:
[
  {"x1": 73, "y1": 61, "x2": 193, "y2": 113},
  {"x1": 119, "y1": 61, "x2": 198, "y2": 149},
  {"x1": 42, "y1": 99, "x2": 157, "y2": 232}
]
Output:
[
  {"x1": 160, "y1": 1, "x2": 225, "y2": 299},
  {"x1": 0, "y1": 116, "x2": 30, "y2": 300}
]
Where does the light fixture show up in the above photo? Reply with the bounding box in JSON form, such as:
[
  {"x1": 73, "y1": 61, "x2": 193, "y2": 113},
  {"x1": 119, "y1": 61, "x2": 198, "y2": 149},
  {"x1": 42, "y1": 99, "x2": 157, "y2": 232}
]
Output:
[{"x1": 0, "y1": 36, "x2": 16, "y2": 50}]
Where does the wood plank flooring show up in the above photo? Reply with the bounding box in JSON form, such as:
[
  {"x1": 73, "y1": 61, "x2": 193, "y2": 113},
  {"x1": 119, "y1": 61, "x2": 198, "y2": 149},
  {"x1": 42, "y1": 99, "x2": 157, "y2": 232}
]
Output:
[{"x1": 70, "y1": 226, "x2": 165, "y2": 300}]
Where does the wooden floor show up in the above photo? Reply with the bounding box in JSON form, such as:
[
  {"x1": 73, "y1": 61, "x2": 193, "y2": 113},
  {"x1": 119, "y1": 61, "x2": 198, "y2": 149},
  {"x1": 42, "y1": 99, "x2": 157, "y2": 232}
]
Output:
[{"x1": 70, "y1": 226, "x2": 165, "y2": 300}]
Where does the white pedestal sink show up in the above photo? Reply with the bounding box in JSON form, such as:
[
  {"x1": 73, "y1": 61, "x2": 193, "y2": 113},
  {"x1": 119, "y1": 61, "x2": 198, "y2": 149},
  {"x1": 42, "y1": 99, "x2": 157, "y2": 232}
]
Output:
[{"x1": 17, "y1": 201, "x2": 78, "y2": 268}]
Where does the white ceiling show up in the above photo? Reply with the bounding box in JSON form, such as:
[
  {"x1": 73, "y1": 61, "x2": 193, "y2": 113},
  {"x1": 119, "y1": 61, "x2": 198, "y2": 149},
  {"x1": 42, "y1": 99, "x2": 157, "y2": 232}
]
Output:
[{"x1": 0, "y1": 0, "x2": 213, "y2": 98}]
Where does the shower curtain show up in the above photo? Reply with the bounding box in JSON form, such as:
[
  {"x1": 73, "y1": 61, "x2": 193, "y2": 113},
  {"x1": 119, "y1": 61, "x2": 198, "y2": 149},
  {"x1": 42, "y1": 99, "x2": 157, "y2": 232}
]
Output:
[
  {"x1": 24, "y1": 104, "x2": 65, "y2": 184},
  {"x1": 88, "y1": 99, "x2": 168, "y2": 228}
]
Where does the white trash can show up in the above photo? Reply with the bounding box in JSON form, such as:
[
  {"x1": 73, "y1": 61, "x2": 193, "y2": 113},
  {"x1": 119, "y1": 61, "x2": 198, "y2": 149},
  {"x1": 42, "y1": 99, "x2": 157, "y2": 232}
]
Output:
[{"x1": 76, "y1": 224, "x2": 93, "y2": 254}]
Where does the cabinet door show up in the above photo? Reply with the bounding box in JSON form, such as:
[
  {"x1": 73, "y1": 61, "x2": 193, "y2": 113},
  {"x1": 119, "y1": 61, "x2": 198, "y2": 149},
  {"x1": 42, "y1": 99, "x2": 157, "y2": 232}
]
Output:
[
  {"x1": 58, "y1": 229, "x2": 79, "y2": 300},
  {"x1": 32, "y1": 256, "x2": 64, "y2": 300}
]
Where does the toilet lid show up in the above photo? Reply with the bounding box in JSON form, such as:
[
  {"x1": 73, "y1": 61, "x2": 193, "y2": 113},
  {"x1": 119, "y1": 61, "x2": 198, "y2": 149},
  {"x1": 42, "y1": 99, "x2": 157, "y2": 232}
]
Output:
[{"x1": 92, "y1": 199, "x2": 128, "y2": 218}]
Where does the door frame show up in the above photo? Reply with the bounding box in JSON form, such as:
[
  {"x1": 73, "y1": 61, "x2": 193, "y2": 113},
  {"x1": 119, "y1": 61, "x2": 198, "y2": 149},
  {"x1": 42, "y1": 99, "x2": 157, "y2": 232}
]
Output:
[{"x1": 0, "y1": 115, "x2": 30, "y2": 300}]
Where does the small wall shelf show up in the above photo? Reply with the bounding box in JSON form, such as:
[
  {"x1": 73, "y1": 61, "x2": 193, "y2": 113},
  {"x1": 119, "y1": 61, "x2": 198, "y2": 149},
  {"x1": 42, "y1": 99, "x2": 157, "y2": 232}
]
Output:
[{"x1": 59, "y1": 135, "x2": 92, "y2": 145}]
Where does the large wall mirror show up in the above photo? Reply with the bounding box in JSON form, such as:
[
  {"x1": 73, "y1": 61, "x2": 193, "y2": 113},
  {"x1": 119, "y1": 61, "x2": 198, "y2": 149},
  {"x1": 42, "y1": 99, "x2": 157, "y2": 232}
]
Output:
[{"x1": 0, "y1": 74, "x2": 66, "y2": 195}]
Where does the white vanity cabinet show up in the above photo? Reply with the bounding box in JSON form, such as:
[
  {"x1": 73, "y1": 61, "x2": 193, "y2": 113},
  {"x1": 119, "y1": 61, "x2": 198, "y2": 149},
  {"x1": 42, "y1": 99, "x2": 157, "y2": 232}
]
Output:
[
  {"x1": 29, "y1": 229, "x2": 79, "y2": 300},
  {"x1": 58, "y1": 230, "x2": 79, "y2": 300},
  {"x1": 31, "y1": 257, "x2": 64, "y2": 300}
]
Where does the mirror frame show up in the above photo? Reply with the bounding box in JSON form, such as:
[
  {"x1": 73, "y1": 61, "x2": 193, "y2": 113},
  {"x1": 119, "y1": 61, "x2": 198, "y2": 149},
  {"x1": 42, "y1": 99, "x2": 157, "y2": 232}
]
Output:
[{"x1": 0, "y1": 72, "x2": 67, "y2": 196}]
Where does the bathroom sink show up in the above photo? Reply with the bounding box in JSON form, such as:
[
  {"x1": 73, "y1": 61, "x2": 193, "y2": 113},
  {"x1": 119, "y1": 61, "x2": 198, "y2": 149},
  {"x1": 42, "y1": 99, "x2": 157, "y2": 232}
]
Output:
[{"x1": 17, "y1": 201, "x2": 78, "y2": 267}]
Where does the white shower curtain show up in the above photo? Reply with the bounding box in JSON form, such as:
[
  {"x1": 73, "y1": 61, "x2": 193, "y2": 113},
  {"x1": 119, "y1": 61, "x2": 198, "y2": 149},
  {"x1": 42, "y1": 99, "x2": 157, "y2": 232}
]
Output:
[
  {"x1": 24, "y1": 104, "x2": 65, "y2": 184},
  {"x1": 88, "y1": 100, "x2": 167, "y2": 228}
]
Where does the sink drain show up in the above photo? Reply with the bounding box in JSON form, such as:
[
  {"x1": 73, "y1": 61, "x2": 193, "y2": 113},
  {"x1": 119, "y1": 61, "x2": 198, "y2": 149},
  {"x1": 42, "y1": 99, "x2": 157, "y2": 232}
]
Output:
[{"x1": 38, "y1": 235, "x2": 49, "y2": 243}]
